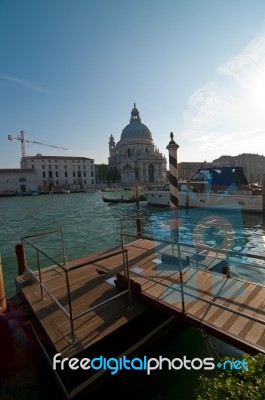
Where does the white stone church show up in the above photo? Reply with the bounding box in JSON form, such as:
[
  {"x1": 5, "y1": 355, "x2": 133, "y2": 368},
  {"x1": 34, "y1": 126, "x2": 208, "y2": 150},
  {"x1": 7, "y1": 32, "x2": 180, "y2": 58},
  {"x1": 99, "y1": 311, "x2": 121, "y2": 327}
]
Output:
[{"x1": 108, "y1": 103, "x2": 167, "y2": 185}]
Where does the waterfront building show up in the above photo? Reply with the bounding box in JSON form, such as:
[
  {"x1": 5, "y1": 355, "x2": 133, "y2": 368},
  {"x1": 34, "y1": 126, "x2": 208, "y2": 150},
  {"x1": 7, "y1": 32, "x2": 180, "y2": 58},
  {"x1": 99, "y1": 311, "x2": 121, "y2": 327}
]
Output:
[
  {"x1": 177, "y1": 162, "x2": 212, "y2": 181},
  {"x1": 108, "y1": 103, "x2": 167, "y2": 186},
  {"x1": 0, "y1": 168, "x2": 38, "y2": 195},
  {"x1": 20, "y1": 155, "x2": 95, "y2": 192},
  {"x1": 212, "y1": 153, "x2": 265, "y2": 183}
]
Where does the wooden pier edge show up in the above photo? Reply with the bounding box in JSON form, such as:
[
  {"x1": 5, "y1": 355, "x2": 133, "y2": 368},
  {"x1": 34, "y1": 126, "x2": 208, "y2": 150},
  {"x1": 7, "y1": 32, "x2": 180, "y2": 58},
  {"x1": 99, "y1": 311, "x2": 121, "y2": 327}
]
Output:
[{"x1": 136, "y1": 291, "x2": 265, "y2": 357}]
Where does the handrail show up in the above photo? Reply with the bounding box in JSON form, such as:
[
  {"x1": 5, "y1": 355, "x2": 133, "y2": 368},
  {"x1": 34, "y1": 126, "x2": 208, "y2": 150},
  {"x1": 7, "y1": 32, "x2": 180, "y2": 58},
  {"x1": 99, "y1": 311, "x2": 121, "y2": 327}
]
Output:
[
  {"x1": 119, "y1": 221, "x2": 265, "y2": 334},
  {"x1": 64, "y1": 248, "x2": 128, "y2": 272},
  {"x1": 129, "y1": 267, "x2": 265, "y2": 326},
  {"x1": 20, "y1": 218, "x2": 265, "y2": 347},
  {"x1": 21, "y1": 232, "x2": 131, "y2": 344},
  {"x1": 120, "y1": 231, "x2": 265, "y2": 328},
  {"x1": 121, "y1": 231, "x2": 265, "y2": 270}
]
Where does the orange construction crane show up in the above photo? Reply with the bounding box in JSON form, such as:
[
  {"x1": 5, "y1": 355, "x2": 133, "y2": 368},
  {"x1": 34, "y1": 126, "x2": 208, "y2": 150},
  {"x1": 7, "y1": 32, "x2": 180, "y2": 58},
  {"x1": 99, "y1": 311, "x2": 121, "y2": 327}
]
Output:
[{"x1": 8, "y1": 130, "x2": 68, "y2": 158}]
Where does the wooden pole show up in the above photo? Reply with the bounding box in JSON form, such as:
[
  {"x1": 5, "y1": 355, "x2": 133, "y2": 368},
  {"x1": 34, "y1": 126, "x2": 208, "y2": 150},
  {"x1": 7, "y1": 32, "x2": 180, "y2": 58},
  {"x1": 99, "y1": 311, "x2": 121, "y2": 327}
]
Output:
[
  {"x1": 15, "y1": 244, "x2": 26, "y2": 275},
  {"x1": 135, "y1": 178, "x2": 139, "y2": 207},
  {"x1": 262, "y1": 174, "x2": 265, "y2": 211},
  {"x1": 136, "y1": 216, "x2": 142, "y2": 238},
  {"x1": 0, "y1": 255, "x2": 7, "y2": 313}
]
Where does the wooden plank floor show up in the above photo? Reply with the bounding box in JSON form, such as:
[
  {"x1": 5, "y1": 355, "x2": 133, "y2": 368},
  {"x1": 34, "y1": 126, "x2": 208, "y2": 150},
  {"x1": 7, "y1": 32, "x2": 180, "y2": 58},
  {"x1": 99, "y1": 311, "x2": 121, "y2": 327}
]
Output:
[
  {"x1": 16, "y1": 245, "x2": 149, "y2": 358},
  {"x1": 16, "y1": 238, "x2": 265, "y2": 359},
  {"x1": 122, "y1": 239, "x2": 265, "y2": 354}
]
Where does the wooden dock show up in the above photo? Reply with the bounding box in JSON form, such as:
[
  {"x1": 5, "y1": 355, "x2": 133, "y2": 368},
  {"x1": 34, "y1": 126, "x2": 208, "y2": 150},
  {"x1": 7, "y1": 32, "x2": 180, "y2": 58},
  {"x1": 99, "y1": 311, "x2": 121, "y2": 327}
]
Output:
[
  {"x1": 116, "y1": 238, "x2": 265, "y2": 355},
  {"x1": 14, "y1": 236, "x2": 265, "y2": 397},
  {"x1": 14, "y1": 242, "x2": 181, "y2": 398}
]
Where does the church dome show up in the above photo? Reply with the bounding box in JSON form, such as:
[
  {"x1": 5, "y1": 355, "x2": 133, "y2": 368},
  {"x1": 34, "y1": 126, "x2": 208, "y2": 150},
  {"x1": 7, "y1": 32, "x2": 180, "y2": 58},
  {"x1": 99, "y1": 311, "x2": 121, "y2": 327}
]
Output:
[{"x1": 120, "y1": 103, "x2": 152, "y2": 141}]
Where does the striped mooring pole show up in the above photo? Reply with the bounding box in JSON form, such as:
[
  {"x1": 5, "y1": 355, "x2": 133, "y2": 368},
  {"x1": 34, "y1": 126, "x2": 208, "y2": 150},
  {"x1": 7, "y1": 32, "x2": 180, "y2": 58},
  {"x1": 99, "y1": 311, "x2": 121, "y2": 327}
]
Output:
[{"x1": 166, "y1": 132, "x2": 179, "y2": 209}]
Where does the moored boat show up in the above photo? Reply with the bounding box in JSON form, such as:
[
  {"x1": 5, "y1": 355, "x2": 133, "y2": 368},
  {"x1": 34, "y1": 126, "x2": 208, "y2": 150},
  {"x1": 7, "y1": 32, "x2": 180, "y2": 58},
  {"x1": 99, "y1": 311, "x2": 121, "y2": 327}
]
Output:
[
  {"x1": 102, "y1": 194, "x2": 147, "y2": 204},
  {"x1": 143, "y1": 166, "x2": 263, "y2": 212}
]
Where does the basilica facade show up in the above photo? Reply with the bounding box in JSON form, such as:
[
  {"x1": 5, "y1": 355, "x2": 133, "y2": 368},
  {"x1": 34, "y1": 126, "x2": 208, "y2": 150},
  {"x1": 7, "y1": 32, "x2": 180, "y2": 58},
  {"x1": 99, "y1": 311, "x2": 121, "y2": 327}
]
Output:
[{"x1": 108, "y1": 104, "x2": 167, "y2": 185}]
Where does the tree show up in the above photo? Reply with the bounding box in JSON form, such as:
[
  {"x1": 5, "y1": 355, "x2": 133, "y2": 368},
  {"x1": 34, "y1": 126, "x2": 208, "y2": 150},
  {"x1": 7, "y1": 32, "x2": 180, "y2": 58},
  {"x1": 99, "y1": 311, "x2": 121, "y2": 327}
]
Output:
[{"x1": 196, "y1": 353, "x2": 265, "y2": 400}]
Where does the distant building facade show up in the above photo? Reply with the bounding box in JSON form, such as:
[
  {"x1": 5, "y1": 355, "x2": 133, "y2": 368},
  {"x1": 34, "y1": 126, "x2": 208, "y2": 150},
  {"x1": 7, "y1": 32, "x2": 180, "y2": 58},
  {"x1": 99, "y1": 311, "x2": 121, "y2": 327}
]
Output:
[
  {"x1": 21, "y1": 155, "x2": 95, "y2": 192},
  {"x1": 212, "y1": 153, "x2": 265, "y2": 183},
  {"x1": 108, "y1": 104, "x2": 167, "y2": 185},
  {"x1": 0, "y1": 169, "x2": 38, "y2": 195},
  {"x1": 177, "y1": 162, "x2": 212, "y2": 181}
]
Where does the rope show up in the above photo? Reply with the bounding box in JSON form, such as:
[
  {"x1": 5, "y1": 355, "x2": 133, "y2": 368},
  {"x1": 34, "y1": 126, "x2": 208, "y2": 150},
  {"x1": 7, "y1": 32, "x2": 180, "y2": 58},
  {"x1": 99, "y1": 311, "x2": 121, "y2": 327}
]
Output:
[{"x1": 198, "y1": 324, "x2": 220, "y2": 361}]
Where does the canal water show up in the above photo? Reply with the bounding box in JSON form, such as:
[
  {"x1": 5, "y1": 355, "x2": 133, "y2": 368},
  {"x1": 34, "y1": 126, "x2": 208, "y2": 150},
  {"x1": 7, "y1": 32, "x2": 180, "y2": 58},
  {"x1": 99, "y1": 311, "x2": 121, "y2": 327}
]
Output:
[{"x1": 1, "y1": 191, "x2": 265, "y2": 399}]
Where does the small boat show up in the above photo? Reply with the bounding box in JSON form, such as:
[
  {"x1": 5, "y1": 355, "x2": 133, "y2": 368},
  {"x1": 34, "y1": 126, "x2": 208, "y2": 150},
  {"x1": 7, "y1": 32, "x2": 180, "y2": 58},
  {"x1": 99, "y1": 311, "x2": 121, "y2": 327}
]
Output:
[
  {"x1": 102, "y1": 194, "x2": 147, "y2": 204},
  {"x1": 102, "y1": 197, "x2": 122, "y2": 203},
  {"x1": 85, "y1": 188, "x2": 98, "y2": 193},
  {"x1": 0, "y1": 190, "x2": 17, "y2": 197}
]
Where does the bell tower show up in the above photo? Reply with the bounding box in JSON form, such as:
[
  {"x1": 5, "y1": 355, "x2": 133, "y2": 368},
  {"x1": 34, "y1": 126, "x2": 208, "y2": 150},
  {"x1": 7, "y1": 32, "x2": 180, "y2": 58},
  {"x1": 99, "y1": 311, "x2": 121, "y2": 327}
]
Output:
[{"x1": 109, "y1": 134, "x2": 116, "y2": 157}]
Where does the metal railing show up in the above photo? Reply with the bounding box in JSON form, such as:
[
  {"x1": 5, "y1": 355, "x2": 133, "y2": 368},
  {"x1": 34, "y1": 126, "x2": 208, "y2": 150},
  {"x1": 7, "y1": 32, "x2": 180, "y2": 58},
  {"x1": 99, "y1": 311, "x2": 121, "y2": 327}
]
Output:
[
  {"x1": 21, "y1": 229, "x2": 131, "y2": 344},
  {"x1": 120, "y1": 218, "x2": 265, "y2": 334},
  {"x1": 20, "y1": 217, "x2": 265, "y2": 349}
]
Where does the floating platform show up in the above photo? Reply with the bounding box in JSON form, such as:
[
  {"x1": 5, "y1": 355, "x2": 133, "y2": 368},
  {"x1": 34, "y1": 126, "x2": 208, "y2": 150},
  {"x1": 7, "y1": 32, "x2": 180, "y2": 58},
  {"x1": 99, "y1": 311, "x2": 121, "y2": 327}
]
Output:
[
  {"x1": 6, "y1": 230, "x2": 265, "y2": 398},
  {"x1": 13, "y1": 242, "x2": 182, "y2": 399}
]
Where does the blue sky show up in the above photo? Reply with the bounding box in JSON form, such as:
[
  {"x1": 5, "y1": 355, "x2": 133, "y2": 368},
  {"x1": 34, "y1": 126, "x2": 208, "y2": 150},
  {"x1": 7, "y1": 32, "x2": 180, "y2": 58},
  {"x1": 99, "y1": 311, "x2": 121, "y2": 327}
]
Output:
[{"x1": 1, "y1": 0, "x2": 265, "y2": 168}]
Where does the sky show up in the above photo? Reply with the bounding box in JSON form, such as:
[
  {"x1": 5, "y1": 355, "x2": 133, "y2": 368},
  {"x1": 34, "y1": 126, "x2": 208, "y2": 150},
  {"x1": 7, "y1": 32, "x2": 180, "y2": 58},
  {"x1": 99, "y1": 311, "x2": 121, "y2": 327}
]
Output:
[{"x1": 1, "y1": 0, "x2": 265, "y2": 168}]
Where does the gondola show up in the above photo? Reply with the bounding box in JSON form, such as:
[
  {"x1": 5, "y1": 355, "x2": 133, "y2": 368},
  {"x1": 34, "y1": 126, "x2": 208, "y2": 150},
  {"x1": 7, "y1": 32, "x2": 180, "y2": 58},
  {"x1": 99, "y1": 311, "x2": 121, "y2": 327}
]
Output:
[{"x1": 102, "y1": 194, "x2": 146, "y2": 204}]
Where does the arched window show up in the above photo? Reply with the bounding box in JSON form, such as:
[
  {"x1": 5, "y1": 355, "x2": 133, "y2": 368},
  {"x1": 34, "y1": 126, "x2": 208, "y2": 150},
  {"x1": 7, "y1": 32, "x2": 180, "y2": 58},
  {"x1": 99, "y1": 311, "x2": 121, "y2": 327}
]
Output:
[
  {"x1": 123, "y1": 164, "x2": 132, "y2": 170},
  {"x1": 128, "y1": 148, "x2": 131, "y2": 158}
]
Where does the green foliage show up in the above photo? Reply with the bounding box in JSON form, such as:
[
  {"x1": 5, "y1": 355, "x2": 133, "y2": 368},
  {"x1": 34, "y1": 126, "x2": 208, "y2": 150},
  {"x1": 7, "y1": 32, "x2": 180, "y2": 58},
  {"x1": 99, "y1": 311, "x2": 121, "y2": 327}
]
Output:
[{"x1": 196, "y1": 353, "x2": 265, "y2": 400}]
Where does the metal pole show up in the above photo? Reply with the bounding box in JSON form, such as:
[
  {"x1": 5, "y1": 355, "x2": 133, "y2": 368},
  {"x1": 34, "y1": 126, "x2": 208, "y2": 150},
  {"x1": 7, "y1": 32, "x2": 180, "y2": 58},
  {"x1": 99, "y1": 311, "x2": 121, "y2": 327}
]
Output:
[
  {"x1": 36, "y1": 249, "x2": 44, "y2": 300},
  {"x1": 65, "y1": 270, "x2": 76, "y2": 344},
  {"x1": 124, "y1": 249, "x2": 132, "y2": 308},
  {"x1": 21, "y1": 130, "x2": 26, "y2": 158}
]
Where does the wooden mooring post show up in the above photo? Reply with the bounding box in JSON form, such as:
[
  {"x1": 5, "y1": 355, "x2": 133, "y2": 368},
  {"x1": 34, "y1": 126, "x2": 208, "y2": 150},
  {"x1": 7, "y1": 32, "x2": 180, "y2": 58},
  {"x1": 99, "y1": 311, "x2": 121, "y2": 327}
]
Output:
[
  {"x1": 0, "y1": 255, "x2": 7, "y2": 313},
  {"x1": 263, "y1": 174, "x2": 265, "y2": 211},
  {"x1": 136, "y1": 216, "x2": 142, "y2": 238},
  {"x1": 15, "y1": 243, "x2": 26, "y2": 275}
]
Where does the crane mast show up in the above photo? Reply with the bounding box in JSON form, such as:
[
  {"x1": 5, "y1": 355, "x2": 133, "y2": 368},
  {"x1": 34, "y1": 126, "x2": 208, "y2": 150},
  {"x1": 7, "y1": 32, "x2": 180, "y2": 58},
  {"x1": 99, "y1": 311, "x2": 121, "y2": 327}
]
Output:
[{"x1": 8, "y1": 130, "x2": 68, "y2": 158}]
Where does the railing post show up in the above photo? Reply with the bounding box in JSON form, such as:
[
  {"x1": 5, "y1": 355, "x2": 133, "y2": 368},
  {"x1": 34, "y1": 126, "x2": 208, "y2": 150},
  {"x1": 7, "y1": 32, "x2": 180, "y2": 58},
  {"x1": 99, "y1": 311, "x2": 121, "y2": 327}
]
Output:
[
  {"x1": 120, "y1": 218, "x2": 125, "y2": 249},
  {"x1": 65, "y1": 270, "x2": 76, "y2": 344},
  {"x1": 124, "y1": 249, "x2": 132, "y2": 308},
  {"x1": 225, "y1": 251, "x2": 231, "y2": 278},
  {"x1": 36, "y1": 249, "x2": 44, "y2": 300},
  {"x1": 179, "y1": 260, "x2": 185, "y2": 314},
  {"x1": 60, "y1": 229, "x2": 67, "y2": 265}
]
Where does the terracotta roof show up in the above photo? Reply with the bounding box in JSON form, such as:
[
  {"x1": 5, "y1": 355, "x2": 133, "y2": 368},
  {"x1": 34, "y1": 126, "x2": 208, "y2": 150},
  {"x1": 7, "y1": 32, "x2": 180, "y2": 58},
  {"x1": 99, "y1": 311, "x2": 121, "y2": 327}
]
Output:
[
  {"x1": 0, "y1": 169, "x2": 35, "y2": 173},
  {"x1": 23, "y1": 156, "x2": 93, "y2": 161}
]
